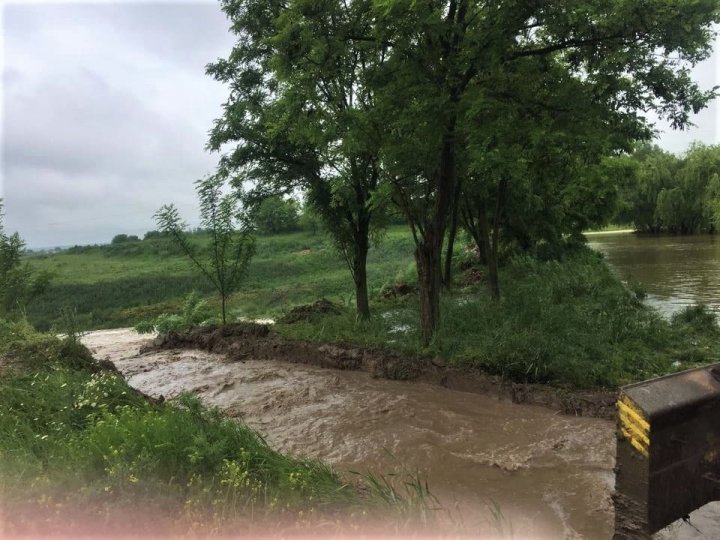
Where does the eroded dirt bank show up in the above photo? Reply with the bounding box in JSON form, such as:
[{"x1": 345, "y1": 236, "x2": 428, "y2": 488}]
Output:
[
  {"x1": 83, "y1": 329, "x2": 719, "y2": 539},
  {"x1": 147, "y1": 323, "x2": 618, "y2": 419}
]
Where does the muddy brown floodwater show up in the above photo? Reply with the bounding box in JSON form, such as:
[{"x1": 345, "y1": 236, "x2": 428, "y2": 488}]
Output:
[{"x1": 83, "y1": 329, "x2": 720, "y2": 539}]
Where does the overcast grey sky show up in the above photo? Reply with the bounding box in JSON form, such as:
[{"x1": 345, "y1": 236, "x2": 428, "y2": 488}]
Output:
[{"x1": 2, "y1": 2, "x2": 719, "y2": 248}]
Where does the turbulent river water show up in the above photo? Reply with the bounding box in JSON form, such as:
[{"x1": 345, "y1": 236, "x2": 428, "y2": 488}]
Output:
[{"x1": 83, "y1": 329, "x2": 719, "y2": 539}]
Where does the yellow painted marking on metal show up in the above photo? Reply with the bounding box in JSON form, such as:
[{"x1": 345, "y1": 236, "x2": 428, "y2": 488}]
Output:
[
  {"x1": 620, "y1": 426, "x2": 649, "y2": 457},
  {"x1": 618, "y1": 397, "x2": 650, "y2": 432},
  {"x1": 619, "y1": 410, "x2": 650, "y2": 446},
  {"x1": 629, "y1": 436, "x2": 649, "y2": 458},
  {"x1": 619, "y1": 424, "x2": 648, "y2": 449},
  {"x1": 618, "y1": 395, "x2": 650, "y2": 458}
]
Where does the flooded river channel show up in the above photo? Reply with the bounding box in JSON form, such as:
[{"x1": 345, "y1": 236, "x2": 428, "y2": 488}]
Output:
[
  {"x1": 83, "y1": 329, "x2": 719, "y2": 539},
  {"x1": 588, "y1": 232, "x2": 720, "y2": 316}
]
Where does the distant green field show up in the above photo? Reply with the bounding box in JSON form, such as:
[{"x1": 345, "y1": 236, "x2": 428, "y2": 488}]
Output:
[
  {"x1": 25, "y1": 227, "x2": 418, "y2": 331},
  {"x1": 24, "y1": 226, "x2": 720, "y2": 389}
]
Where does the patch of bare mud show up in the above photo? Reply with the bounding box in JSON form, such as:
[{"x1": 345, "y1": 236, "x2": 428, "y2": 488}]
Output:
[{"x1": 81, "y1": 329, "x2": 720, "y2": 539}]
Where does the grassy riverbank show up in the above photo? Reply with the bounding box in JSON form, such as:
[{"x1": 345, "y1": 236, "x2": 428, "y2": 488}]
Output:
[
  {"x1": 0, "y1": 320, "x2": 433, "y2": 535},
  {"x1": 24, "y1": 227, "x2": 720, "y2": 390},
  {"x1": 276, "y1": 249, "x2": 720, "y2": 388}
]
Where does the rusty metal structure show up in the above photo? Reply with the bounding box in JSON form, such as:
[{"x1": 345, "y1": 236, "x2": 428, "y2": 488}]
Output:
[{"x1": 613, "y1": 363, "x2": 720, "y2": 538}]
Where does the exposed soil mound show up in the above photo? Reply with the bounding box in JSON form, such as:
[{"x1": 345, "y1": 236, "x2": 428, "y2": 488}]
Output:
[
  {"x1": 277, "y1": 299, "x2": 342, "y2": 324},
  {"x1": 148, "y1": 322, "x2": 271, "y2": 352},
  {"x1": 380, "y1": 282, "x2": 418, "y2": 300}
]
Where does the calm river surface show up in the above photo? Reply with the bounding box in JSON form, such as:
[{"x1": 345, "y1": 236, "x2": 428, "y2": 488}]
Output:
[{"x1": 588, "y1": 232, "x2": 720, "y2": 316}]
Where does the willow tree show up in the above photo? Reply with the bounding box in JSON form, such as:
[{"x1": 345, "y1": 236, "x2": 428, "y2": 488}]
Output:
[{"x1": 617, "y1": 143, "x2": 720, "y2": 233}]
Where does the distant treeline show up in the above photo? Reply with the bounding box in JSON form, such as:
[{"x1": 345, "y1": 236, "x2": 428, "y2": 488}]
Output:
[{"x1": 614, "y1": 144, "x2": 720, "y2": 234}]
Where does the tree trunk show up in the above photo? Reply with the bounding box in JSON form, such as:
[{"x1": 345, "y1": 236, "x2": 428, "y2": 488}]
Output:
[
  {"x1": 443, "y1": 223, "x2": 457, "y2": 289},
  {"x1": 478, "y1": 234, "x2": 488, "y2": 266},
  {"x1": 353, "y1": 230, "x2": 371, "y2": 321},
  {"x1": 460, "y1": 197, "x2": 488, "y2": 266},
  {"x1": 478, "y1": 203, "x2": 500, "y2": 301},
  {"x1": 416, "y1": 238, "x2": 442, "y2": 346},
  {"x1": 443, "y1": 180, "x2": 461, "y2": 289},
  {"x1": 221, "y1": 293, "x2": 227, "y2": 324},
  {"x1": 416, "y1": 132, "x2": 456, "y2": 345}
]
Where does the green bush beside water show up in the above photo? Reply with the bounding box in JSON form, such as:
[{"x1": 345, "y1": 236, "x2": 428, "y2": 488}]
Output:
[
  {"x1": 0, "y1": 321, "x2": 354, "y2": 525},
  {"x1": 277, "y1": 249, "x2": 720, "y2": 388}
]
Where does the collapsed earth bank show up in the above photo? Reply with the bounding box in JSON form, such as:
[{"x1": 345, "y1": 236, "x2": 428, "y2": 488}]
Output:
[{"x1": 146, "y1": 322, "x2": 618, "y2": 419}]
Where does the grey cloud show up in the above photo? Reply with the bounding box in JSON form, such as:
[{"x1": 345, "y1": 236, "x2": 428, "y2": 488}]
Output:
[
  {"x1": 6, "y1": 67, "x2": 209, "y2": 178},
  {"x1": 3, "y1": 2, "x2": 235, "y2": 247},
  {"x1": 1, "y1": 3, "x2": 718, "y2": 247},
  {"x1": 650, "y1": 46, "x2": 719, "y2": 154}
]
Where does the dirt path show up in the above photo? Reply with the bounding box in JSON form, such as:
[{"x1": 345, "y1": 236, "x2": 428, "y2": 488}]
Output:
[{"x1": 83, "y1": 329, "x2": 718, "y2": 539}]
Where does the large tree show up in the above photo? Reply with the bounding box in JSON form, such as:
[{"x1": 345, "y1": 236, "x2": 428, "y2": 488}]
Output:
[
  {"x1": 372, "y1": 0, "x2": 718, "y2": 343},
  {"x1": 206, "y1": 0, "x2": 718, "y2": 343},
  {"x1": 458, "y1": 54, "x2": 642, "y2": 299},
  {"x1": 615, "y1": 143, "x2": 720, "y2": 233},
  {"x1": 207, "y1": 0, "x2": 390, "y2": 320}
]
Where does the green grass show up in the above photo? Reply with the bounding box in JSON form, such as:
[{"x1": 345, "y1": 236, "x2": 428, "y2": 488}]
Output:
[
  {"x1": 24, "y1": 227, "x2": 720, "y2": 389},
  {"x1": 25, "y1": 227, "x2": 416, "y2": 331},
  {"x1": 276, "y1": 249, "x2": 720, "y2": 389},
  {"x1": 0, "y1": 320, "x2": 353, "y2": 525},
  {"x1": 0, "y1": 320, "x2": 438, "y2": 532}
]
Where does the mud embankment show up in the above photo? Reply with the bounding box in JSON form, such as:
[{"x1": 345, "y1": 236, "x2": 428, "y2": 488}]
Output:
[{"x1": 146, "y1": 323, "x2": 618, "y2": 419}]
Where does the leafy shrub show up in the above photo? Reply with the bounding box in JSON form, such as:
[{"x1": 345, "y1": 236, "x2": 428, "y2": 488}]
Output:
[
  {"x1": 58, "y1": 306, "x2": 86, "y2": 343},
  {"x1": 279, "y1": 246, "x2": 718, "y2": 388},
  {"x1": 135, "y1": 292, "x2": 209, "y2": 335},
  {"x1": 298, "y1": 205, "x2": 324, "y2": 234},
  {"x1": 671, "y1": 304, "x2": 718, "y2": 334},
  {"x1": 253, "y1": 196, "x2": 300, "y2": 235},
  {"x1": 152, "y1": 314, "x2": 184, "y2": 334},
  {"x1": 628, "y1": 281, "x2": 648, "y2": 300},
  {"x1": 155, "y1": 175, "x2": 255, "y2": 324},
  {"x1": 111, "y1": 234, "x2": 140, "y2": 245},
  {"x1": 0, "y1": 201, "x2": 51, "y2": 318},
  {"x1": 133, "y1": 320, "x2": 155, "y2": 334}
]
